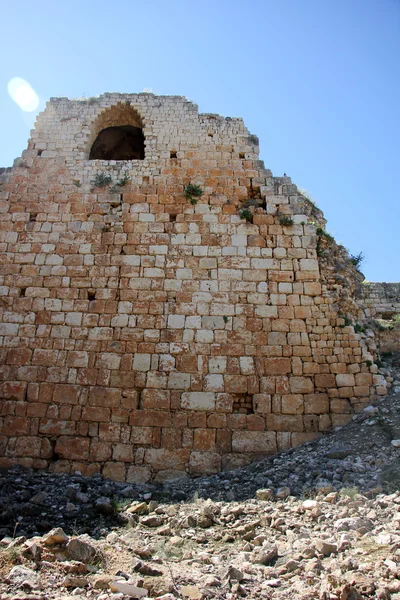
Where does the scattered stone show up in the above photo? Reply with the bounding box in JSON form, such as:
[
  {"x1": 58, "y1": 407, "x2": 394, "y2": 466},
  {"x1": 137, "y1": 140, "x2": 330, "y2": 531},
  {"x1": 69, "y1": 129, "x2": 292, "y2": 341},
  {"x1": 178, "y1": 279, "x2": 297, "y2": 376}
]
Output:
[
  {"x1": 92, "y1": 574, "x2": 114, "y2": 589},
  {"x1": 1, "y1": 356, "x2": 400, "y2": 600},
  {"x1": 62, "y1": 561, "x2": 88, "y2": 574},
  {"x1": 140, "y1": 515, "x2": 164, "y2": 527},
  {"x1": 62, "y1": 575, "x2": 88, "y2": 588},
  {"x1": 133, "y1": 560, "x2": 162, "y2": 576},
  {"x1": 256, "y1": 488, "x2": 274, "y2": 500},
  {"x1": 224, "y1": 566, "x2": 244, "y2": 581},
  {"x1": 126, "y1": 501, "x2": 148, "y2": 515},
  {"x1": 42, "y1": 527, "x2": 69, "y2": 546},
  {"x1": 95, "y1": 497, "x2": 114, "y2": 514},
  {"x1": 7, "y1": 566, "x2": 41, "y2": 590},
  {"x1": 263, "y1": 578, "x2": 281, "y2": 588},
  {"x1": 197, "y1": 515, "x2": 212, "y2": 528},
  {"x1": 302, "y1": 499, "x2": 319, "y2": 510},
  {"x1": 251, "y1": 545, "x2": 278, "y2": 565},
  {"x1": 231, "y1": 583, "x2": 246, "y2": 596},
  {"x1": 275, "y1": 487, "x2": 290, "y2": 499},
  {"x1": 66, "y1": 537, "x2": 97, "y2": 562},
  {"x1": 315, "y1": 539, "x2": 338, "y2": 556},
  {"x1": 180, "y1": 585, "x2": 203, "y2": 599},
  {"x1": 339, "y1": 584, "x2": 363, "y2": 599},
  {"x1": 109, "y1": 580, "x2": 147, "y2": 597},
  {"x1": 335, "y1": 517, "x2": 373, "y2": 532},
  {"x1": 326, "y1": 447, "x2": 352, "y2": 459}
]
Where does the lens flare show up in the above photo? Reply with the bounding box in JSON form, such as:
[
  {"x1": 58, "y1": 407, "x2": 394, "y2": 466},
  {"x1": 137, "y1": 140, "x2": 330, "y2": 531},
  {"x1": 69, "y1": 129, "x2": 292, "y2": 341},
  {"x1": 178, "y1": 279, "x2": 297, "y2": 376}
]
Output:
[{"x1": 8, "y1": 78, "x2": 39, "y2": 112}]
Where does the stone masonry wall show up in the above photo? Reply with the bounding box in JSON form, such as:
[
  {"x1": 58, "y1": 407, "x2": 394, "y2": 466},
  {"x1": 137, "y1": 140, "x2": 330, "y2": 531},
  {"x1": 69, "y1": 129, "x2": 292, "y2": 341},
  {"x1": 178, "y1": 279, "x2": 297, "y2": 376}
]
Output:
[
  {"x1": 0, "y1": 93, "x2": 386, "y2": 482},
  {"x1": 357, "y1": 283, "x2": 400, "y2": 354},
  {"x1": 358, "y1": 283, "x2": 400, "y2": 319}
]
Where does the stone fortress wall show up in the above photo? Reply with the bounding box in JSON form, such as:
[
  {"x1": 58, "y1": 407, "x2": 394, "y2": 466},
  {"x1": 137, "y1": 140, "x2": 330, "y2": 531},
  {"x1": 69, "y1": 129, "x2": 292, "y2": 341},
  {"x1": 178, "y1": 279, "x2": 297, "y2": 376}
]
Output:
[
  {"x1": 358, "y1": 283, "x2": 400, "y2": 319},
  {"x1": 357, "y1": 283, "x2": 400, "y2": 354},
  {"x1": 0, "y1": 93, "x2": 392, "y2": 482}
]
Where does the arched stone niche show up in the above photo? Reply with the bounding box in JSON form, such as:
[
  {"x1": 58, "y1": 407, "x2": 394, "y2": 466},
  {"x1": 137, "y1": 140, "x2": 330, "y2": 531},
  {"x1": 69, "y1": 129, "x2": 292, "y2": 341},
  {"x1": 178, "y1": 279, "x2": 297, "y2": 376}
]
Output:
[{"x1": 89, "y1": 103, "x2": 145, "y2": 160}]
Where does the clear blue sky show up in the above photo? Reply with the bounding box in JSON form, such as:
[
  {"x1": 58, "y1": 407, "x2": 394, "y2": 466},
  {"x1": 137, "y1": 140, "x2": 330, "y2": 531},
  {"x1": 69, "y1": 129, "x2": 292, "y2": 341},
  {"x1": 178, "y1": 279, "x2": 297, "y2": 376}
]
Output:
[{"x1": 1, "y1": 0, "x2": 399, "y2": 282}]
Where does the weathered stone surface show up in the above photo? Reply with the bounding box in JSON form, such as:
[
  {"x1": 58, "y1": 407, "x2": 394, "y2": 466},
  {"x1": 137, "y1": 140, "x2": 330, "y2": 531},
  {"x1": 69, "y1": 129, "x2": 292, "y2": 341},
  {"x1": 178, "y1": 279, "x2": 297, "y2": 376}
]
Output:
[
  {"x1": 232, "y1": 431, "x2": 277, "y2": 453},
  {"x1": 42, "y1": 527, "x2": 69, "y2": 546},
  {"x1": 66, "y1": 537, "x2": 97, "y2": 563},
  {"x1": 7, "y1": 566, "x2": 41, "y2": 590}
]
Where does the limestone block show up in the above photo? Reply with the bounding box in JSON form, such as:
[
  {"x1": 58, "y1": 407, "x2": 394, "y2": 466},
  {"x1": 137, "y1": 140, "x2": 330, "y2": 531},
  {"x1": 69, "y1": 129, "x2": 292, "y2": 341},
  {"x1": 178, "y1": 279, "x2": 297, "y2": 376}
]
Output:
[
  {"x1": 96, "y1": 353, "x2": 121, "y2": 370},
  {"x1": 232, "y1": 431, "x2": 277, "y2": 453},
  {"x1": 336, "y1": 374, "x2": 355, "y2": 387},
  {"x1": 253, "y1": 394, "x2": 272, "y2": 414},
  {"x1": 240, "y1": 357, "x2": 255, "y2": 374},
  {"x1": 289, "y1": 377, "x2": 314, "y2": 394},
  {"x1": 126, "y1": 466, "x2": 152, "y2": 483},
  {"x1": 181, "y1": 392, "x2": 216, "y2": 411},
  {"x1": 168, "y1": 314, "x2": 185, "y2": 329},
  {"x1": 231, "y1": 234, "x2": 247, "y2": 247},
  {"x1": 281, "y1": 394, "x2": 304, "y2": 415},
  {"x1": 133, "y1": 354, "x2": 151, "y2": 371},
  {"x1": 355, "y1": 373, "x2": 372, "y2": 386},
  {"x1": 315, "y1": 374, "x2": 336, "y2": 388},
  {"x1": 208, "y1": 357, "x2": 227, "y2": 373},
  {"x1": 159, "y1": 354, "x2": 175, "y2": 372},
  {"x1": 189, "y1": 451, "x2": 221, "y2": 474},
  {"x1": 145, "y1": 448, "x2": 190, "y2": 470},
  {"x1": 146, "y1": 372, "x2": 168, "y2": 388},
  {"x1": 203, "y1": 374, "x2": 224, "y2": 392},
  {"x1": 193, "y1": 429, "x2": 216, "y2": 451},
  {"x1": 195, "y1": 330, "x2": 214, "y2": 343},
  {"x1": 264, "y1": 358, "x2": 291, "y2": 375},
  {"x1": 167, "y1": 372, "x2": 191, "y2": 389},
  {"x1": 55, "y1": 436, "x2": 90, "y2": 460},
  {"x1": 304, "y1": 393, "x2": 329, "y2": 414}
]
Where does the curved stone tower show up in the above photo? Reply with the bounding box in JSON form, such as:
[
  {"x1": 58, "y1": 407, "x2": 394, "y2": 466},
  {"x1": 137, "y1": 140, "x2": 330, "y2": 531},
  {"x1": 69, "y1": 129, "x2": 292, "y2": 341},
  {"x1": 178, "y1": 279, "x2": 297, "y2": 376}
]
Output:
[{"x1": 0, "y1": 93, "x2": 384, "y2": 481}]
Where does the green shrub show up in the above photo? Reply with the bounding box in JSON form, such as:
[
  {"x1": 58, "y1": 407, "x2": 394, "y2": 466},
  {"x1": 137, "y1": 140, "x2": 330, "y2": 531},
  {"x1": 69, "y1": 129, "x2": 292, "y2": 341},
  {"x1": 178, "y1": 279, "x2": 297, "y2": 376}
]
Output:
[
  {"x1": 279, "y1": 215, "x2": 294, "y2": 226},
  {"x1": 350, "y1": 252, "x2": 364, "y2": 269},
  {"x1": 239, "y1": 208, "x2": 253, "y2": 222},
  {"x1": 184, "y1": 184, "x2": 204, "y2": 205},
  {"x1": 316, "y1": 227, "x2": 334, "y2": 242},
  {"x1": 117, "y1": 174, "x2": 130, "y2": 187},
  {"x1": 92, "y1": 173, "x2": 112, "y2": 188}
]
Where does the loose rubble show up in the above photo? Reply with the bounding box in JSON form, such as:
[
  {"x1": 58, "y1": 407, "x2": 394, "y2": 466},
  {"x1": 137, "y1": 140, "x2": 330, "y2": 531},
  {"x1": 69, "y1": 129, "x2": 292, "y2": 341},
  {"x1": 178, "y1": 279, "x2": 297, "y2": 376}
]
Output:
[{"x1": 1, "y1": 357, "x2": 400, "y2": 599}]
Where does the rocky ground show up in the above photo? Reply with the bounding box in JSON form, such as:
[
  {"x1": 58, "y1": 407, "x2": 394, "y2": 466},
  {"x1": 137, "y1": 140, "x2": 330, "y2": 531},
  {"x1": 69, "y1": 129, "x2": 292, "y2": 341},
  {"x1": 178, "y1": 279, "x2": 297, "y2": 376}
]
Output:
[{"x1": 1, "y1": 354, "x2": 400, "y2": 600}]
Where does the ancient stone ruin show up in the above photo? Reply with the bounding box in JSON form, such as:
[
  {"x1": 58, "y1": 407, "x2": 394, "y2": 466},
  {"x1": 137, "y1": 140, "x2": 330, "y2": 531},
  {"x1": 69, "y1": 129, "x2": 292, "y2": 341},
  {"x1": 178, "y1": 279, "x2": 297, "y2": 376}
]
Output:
[{"x1": 0, "y1": 93, "x2": 393, "y2": 482}]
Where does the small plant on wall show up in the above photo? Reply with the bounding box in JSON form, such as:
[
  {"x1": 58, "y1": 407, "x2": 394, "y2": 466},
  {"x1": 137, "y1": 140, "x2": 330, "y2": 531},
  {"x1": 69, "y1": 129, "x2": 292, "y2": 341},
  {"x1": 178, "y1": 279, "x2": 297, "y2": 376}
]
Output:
[
  {"x1": 350, "y1": 252, "x2": 364, "y2": 270},
  {"x1": 184, "y1": 183, "x2": 203, "y2": 205},
  {"x1": 92, "y1": 173, "x2": 112, "y2": 188},
  {"x1": 316, "y1": 227, "x2": 334, "y2": 257},
  {"x1": 279, "y1": 215, "x2": 294, "y2": 226},
  {"x1": 117, "y1": 174, "x2": 130, "y2": 187},
  {"x1": 239, "y1": 208, "x2": 253, "y2": 223}
]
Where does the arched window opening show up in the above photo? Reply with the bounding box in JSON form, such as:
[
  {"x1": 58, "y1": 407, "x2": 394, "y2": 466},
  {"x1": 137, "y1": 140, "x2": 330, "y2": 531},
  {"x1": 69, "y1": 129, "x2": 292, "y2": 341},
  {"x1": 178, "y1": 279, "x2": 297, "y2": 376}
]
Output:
[
  {"x1": 89, "y1": 103, "x2": 145, "y2": 161},
  {"x1": 90, "y1": 125, "x2": 144, "y2": 160}
]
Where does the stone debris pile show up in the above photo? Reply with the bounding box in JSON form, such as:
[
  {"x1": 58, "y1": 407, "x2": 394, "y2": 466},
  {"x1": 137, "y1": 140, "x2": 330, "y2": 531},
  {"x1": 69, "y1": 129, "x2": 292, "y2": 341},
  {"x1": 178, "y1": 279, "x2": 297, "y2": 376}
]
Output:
[
  {"x1": 0, "y1": 360, "x2": 400, "y2": 599},
  {"x1": 1, "y1": 487, "x2": 400, "y2": 599}
]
